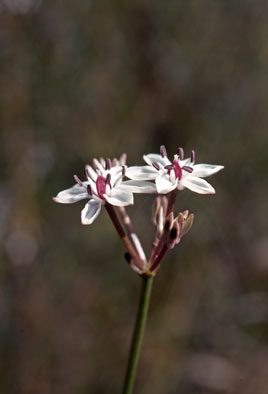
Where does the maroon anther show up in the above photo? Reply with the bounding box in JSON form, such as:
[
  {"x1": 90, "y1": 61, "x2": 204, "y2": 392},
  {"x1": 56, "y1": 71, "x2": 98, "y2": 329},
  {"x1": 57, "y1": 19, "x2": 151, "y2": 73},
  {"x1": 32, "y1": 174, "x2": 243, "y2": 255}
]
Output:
[
  {"x1": 182, "y1": 166, "x2": 193, "y2": 173},
  {"x1": 87, "y1": 185, "x2": 93, "y2": 196},
  {"x1": 177, "y1": 147, "x2": 184, "y2": 160},
  {"x1": 191, "y1": 150, "x2": 195, "y2": 163},
  {"x1": 84, "y1": 168, "x2": 89, "y2": 179},
  {"x1": 122, "y1": 166, "x2": 126, "y2": 176},
  {"x1": 105, "y1": 173, "x2": 111, "y2": 185},
  {"x1": 73, "y1": 174, "x2": 83, "y2": 186},
  {"x1": 164, "y1": 164, "x2": 174, "y2": 170},
  {"x1": 160, "y1": 145, "x2": 167, "y2": 157},
  {"x1": 105, "y1": 158, "x2": 111, "y2": 170},
  {"x1": 152, "y1": 162, "x2": 160, "y2": 170}
]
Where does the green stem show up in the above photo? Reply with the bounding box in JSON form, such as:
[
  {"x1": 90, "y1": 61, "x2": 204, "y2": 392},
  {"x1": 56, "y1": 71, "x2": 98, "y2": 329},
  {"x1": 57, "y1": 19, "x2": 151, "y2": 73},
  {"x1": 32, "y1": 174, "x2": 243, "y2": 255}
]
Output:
[{"x1": 122, "y1": 274, "x2": 154, "y2": 394}]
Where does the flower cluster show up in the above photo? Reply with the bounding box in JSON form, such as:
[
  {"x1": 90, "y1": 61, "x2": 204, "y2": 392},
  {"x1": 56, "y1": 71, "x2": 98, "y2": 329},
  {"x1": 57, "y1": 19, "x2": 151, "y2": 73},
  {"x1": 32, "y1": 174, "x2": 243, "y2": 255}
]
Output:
[
  {"x1": 53, "y1": 154, "x2": 155, "y2": 225},
  {"x1": 54, "y1": 146, "x2": 223, "y2": 274}
]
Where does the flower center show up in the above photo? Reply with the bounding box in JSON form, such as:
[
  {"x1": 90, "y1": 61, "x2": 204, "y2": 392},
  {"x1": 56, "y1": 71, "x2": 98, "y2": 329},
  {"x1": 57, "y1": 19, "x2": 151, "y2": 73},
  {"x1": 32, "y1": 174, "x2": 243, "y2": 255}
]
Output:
[
  {"x1": 96, "y1": 176, "x2": 107, "y2": 199},
  {"x1": 172, "y1": 160, "x2": 182, "y2": 180}
]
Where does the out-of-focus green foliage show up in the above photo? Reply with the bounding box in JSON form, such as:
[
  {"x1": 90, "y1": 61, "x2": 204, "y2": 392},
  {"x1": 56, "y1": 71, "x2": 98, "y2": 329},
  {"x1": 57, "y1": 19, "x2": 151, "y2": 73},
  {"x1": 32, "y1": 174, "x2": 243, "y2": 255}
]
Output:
[{"x1": 0, "y1": 1, "x2": 268, "y2": 393}]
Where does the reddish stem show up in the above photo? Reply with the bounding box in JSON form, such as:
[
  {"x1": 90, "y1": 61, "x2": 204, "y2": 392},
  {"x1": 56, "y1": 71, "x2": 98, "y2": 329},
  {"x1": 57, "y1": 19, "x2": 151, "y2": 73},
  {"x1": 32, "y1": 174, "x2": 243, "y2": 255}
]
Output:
[
  {"x1": 166, "y1": 188, "x2": 177, "y2": 216},
  {"x1": 117, "y1": 206, "x2": 147, "y2": 263},
  {"x1": 150, "y1": 244, "x2": 168, "y2": 272},
  {"x1": 105, "y1": 203, "x2": 144, "y2": 269}
]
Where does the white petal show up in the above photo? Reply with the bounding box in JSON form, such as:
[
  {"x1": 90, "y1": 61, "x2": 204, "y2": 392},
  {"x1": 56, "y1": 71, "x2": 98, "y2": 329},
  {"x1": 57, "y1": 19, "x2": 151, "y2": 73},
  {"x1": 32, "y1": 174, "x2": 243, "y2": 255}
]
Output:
[
  {"x1": 155, "y1": 175, "x2": 178, "y2": 194},
  {"x1": 192, "y1": 164, "x2": 224, "y2": 178},
  {"x1": 93, "y1": 159, "x2": 105, "y2": 171},
  {"x1": 81, "y1": 200, "x2": 102, "y2": 225},
  {"x1": 104, "y1": 186, "x2": 134, "y2": 206},
  {"x1": 180, "y1": 157, "x2": 192, "y2": 166},
  {"x1": 110, "y1": 168, "x2": 124, "y2": 186},
  {"x1": 53, "y1": 183, "x2": 88, "y2": 204},
  {"x1": 143, "y1": 153, "x2": 171, "y2": 167},
  {"x1": 126, "y1": 166, "x2": 157, "y2": 180},
  {"x1": 181, "y1": 176, "x2": 216, "y2": 194},
  {"x1": 85, "y1": 165, "x2": 97, "y2": 181},
  {"x1": 122, "y1": 180, "x2": 156, "y2": 193}
]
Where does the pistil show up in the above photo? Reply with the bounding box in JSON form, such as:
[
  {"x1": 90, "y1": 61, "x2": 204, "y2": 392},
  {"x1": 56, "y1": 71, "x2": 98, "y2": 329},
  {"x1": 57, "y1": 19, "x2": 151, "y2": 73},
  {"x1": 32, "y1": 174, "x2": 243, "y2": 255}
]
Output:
[{"x1": 96, "y1": 176, "x2": 107, "y2": 199}]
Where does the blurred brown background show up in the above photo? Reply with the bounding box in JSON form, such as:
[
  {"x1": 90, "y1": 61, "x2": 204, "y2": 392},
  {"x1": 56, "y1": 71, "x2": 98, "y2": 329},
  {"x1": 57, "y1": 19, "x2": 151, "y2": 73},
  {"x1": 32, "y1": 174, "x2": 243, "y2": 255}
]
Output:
[{"x1": 0, "y1": 1, "x2": 268, "y2": 393}]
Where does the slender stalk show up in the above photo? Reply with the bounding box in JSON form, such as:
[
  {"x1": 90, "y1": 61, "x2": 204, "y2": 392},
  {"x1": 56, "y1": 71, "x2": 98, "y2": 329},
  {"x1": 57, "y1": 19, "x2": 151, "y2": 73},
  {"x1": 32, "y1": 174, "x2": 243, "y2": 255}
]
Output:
[
  {"x1": 105, "y1": 203, "x2": 144, "y2": 269},
  {"x1": 150, "y1": 244, "x2": 168, "y2": 272},
  {"x1": 166, "y1": 188, "x2": 177, "y2": 216},
  {"x1": 117, "y1": 206, "x2": 147, "y2": 262},
  {"x1": 122, "y1": 274, "x2": 154, "y2": 394}
]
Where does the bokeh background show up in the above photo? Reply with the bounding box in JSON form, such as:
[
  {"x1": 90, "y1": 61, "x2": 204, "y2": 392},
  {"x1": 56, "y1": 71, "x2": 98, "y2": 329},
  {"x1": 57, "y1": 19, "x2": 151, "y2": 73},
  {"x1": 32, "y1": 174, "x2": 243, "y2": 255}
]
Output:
[{"x1": 0, "y1": 1, "x2": 268, "y2": 393}]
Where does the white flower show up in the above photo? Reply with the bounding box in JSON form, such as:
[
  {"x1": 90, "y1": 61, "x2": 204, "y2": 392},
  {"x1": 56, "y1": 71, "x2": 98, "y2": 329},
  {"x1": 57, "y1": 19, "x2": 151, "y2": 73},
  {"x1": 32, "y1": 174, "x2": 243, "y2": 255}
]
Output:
[
  {"x1": 126, "y1": 146, "x2": 224, "y2": 195},
  {"x1": 53, "y1": 157, "x2": 155, "y2": 225}
]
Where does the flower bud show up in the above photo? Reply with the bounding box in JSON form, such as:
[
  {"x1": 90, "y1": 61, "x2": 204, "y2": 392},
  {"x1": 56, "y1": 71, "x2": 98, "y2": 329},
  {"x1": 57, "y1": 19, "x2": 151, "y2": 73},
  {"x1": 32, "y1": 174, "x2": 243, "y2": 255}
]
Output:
[
  {"x1": 181, "y1": 213, "x2": 194, "y2": 237},
  {"x1": 152, "y1": 196, "x2": 168, "y2": 235},
  {"x1": 152, "y1": 196, "x2": 162, "y2": 225},
  {"x1": 167, "y1": 221, "x2": 180, "y2": 249},
  {"x1": 164, "y1": 212, "x2": 174, "y2": 232}
]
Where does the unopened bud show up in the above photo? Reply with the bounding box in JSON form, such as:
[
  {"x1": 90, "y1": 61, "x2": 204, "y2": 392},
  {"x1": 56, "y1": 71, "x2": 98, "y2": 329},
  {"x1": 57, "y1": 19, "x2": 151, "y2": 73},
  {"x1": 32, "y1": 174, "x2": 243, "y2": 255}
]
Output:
[
  {"x1": 169, "y1": 226, "x2": 178, "y2": 240},
  {"x1": 181, "y1": 213, "x2": 194, "y2": 237},
  {"x1": 176, "y1": 212, "x2": 185, "y2": 230},
  {"x1": 164, "y1": 212, "x2": 174, "y2": 232},
  {"x1": 161, "y1": 196, "x2": 168, "y2": 218},
  {"x1": 157, "y1": 206, "x2": 164, "y2": 234},
  {"x1": 182, "y1": 210, "x2": 189, "y2": 220},
  {"x1": 152, "y1": 196, "x2": 162, "y2": 225},
  {"x1": 167, "y1": 221, "x2": 180, "y2": 249}
]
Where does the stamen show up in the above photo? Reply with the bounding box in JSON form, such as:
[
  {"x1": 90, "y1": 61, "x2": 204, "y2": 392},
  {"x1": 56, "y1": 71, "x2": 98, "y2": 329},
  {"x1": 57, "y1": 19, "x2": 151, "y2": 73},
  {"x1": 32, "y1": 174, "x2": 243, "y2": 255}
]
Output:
[
  {"x1": 105, "y1": 173, "x2": 111, "y2": 185},
  {"x1": 73, "y1": 174, "x2": 83, "y2": 186},
  {"x1": 164, "y1": 165, "x2": 174, "y2": 170},
  {"x1": 92, "y1": 158, "x2": 99, "y2": 170},
  {"x1": 152, "y1": 162, "x2": 160, "y2": 170},
  {"x1": 105, "y1": 158, "x2": 112, "y2": 170},
  {"x1": 122, "y1": 166, "x2": 126, "y2": 176},
  {"x1": 191, "y1": 150, "x2": 195, "y2": 163},
  {"x1": 84, "y1": 168, "x2": 89, "y2": 179},
  {"x1": 177, "y1": 147, "x2": 184, "y2": 160},
  {"x1": 100, "y1": 157, "x2": 106, "y2": 167},
  {"x1": 160, "y1": 145, "x2": 167, "y2": 157},
  {"x1": 182, "y1": 166, "x2": 193, "y2": 173},
  {"x1": 120, "y1": 153, "x2": 127, "y2": 165},
  {"x1": 87, "y1": 185, "x2": 92, "y2": 196}
]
